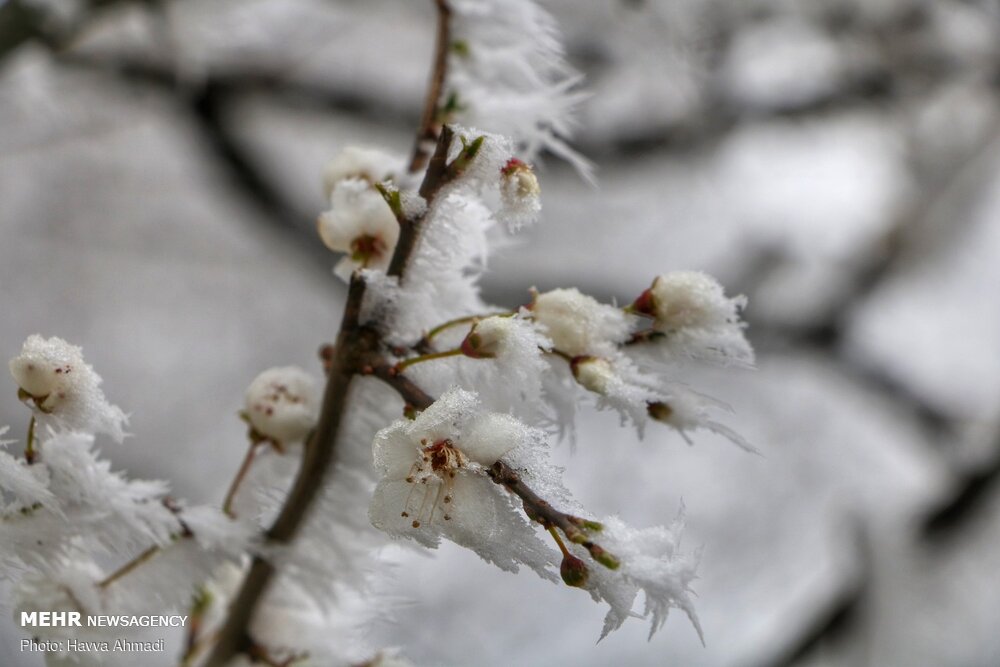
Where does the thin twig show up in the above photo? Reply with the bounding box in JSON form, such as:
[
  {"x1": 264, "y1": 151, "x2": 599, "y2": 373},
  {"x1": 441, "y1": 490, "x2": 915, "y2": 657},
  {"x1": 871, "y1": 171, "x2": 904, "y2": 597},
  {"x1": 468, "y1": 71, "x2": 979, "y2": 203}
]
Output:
[
  {"x1": 97, "y1": 545, "x2": 161, "y2": 589},
  {"x1": 222, "y1": 441, "x2": 263, "y2": 518},
  {"x1": 408, "y1": 0, "x2": 452, "y2": 173},
  {"x1": 394, "y1": 347, "x2": 463, "y2": 372},
  {"x1": 388, "y1": 125, "x2": 456, "y2": 278}
]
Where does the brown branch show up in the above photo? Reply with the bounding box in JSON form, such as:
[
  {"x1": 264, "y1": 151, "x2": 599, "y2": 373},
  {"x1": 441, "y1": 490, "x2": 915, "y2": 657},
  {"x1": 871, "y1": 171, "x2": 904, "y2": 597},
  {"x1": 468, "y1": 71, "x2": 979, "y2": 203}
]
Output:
[
  {"x1": 408, "y1": 0, "x2": 452, "y2": 174},
  {"x1": 386, "y1": 126, "x2": 455, "y2": 277},
  {"x1": 97, "y1": 544, "x2": 161, "y2": 589},
  {"x1": 370, "y1": 363, "x2": 434, "y2": 411},
  {"x1": 202, "y1": 276, "x2": 369, "y2": 667},
  {"x1": 488, "y1": 460, "x2": 617, "y2": 568},
  {"x1": 203, "y1": 122, "x2": 465, "y2": 666}
]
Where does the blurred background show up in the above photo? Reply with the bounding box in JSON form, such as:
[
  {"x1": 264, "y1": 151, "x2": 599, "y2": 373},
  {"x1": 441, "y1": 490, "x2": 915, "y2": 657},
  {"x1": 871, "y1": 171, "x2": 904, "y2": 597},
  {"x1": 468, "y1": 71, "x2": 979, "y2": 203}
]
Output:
[{"x1": 1, "y1": 0, "x2": 999, "y2": 665}]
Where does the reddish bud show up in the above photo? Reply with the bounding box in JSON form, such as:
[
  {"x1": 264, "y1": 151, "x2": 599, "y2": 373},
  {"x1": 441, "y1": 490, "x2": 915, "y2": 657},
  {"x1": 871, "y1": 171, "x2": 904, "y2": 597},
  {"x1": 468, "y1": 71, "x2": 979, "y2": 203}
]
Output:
[
  {"x1": 630, "y1": 286, "x2": 657, "y2": 316},
  {"x1": 560, "y1": 554, "x2": 589, "y2": 588}
]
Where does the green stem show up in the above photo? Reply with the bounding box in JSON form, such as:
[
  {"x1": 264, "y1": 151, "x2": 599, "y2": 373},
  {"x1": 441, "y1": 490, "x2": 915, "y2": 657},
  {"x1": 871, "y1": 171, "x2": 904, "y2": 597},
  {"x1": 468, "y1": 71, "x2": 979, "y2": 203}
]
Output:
[
  {"x1": 395, "y1": 348, "x2": 463, "y2": 372},
  {"x1": 423, "y1": 312, "x2": 512, "y2": 342},
  {"x1": 24, "y1": 416, "x2": 36, "y2": 464},
  {"x1": 548, "y1": 526, "x2": 572, "y2": 558}
]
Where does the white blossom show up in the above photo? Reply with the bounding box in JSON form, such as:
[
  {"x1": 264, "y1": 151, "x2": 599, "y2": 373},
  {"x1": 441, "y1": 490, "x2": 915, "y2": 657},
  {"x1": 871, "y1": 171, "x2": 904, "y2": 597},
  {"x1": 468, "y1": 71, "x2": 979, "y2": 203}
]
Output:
[
  {"x1": 8, "y1": 336, "x2": 127, "y2": 442},
  {"x1": 244, "y1": 366, "x2": 320, "y2": 445},
  {"x1": 318, "y1": 179, "x2": 401, "y2": 281},
  {"x1": 321, "y1": 146, "x2": 405, "y2": 199},
  {"x1": 529, "y1": 287, "x2": 633, "y2": 357},
  {"x1": 369, "y1": 388, "x2": 556, "y2": 578}
]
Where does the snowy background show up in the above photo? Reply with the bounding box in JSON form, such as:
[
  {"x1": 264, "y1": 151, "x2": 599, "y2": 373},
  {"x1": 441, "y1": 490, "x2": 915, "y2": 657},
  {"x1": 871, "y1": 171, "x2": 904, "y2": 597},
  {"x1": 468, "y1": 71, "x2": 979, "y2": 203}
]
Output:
[{"x1": 1, "y1": 0, "x2": 999, "y2": 665}]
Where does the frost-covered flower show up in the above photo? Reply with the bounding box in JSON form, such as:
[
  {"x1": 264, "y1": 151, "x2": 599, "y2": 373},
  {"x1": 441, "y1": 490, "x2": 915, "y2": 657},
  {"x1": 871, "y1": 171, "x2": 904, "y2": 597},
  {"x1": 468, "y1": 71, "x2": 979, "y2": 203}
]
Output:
[
  {"x1": 459, "y1": 314, "x2": 547, "y2": 360},
  {"x1": 459, "y1": 316, "x2": 511, "y2": 359},
  {"x1": 633, "y1": 271, "x2": 744, "y2": 331},
  {"x1": 499, "y1": 158, "x2": 541, "y2": 229},
  {"x1": 318, "y1": 180, "x2": 401, "y2": 281},
  {"x1": 370, "y1": 389, "x2": 555, "y2": 576},
  {"x1": 244, "y1": 367, "x2": 320, "y2": 445},
  {"x1": 631, "y1": 272, "x2": 754, "y2": 366},
  {"x1": 321, "y1": 146, "x2": 404, "y2": 199},
  {"x1": 529, "y1": 288, "x2": 632, "y2": 357},
  {"x1": 8, "y1": 335, "x2": 127, "y2": 442}
]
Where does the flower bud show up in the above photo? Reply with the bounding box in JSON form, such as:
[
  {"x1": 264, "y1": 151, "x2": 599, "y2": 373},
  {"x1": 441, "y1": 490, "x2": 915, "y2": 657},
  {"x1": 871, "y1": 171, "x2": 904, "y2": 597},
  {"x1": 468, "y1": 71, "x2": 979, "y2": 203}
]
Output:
[
  {"x1": 632, "y1": 272, "x2": 739, "y2": 332},
  {"x1": 317, "y1": 179, "x2": 400, "y2": 279},
  {"x1": 9, "y1": 336, "x2": 87, "y2": 413},
  {"x1": 647, "y1": 401, "x2": 674, "y2": 424},
  {"x1": 499, "y1": 158, "x2": 541, "y2": 230},
  {"x1": 587, "y1": 544, "x2": 621, "y2": 570},
  {"x1": 560, "y1": 553, "x2": 589, "y2": 588},
  {"x1": 570, "y1": 356, "x2": 616, "y2": 395},
  {"x1": 244, "y1": 367, "x2": 320, "y2": 444},
  {"x1": 529, "y1": 288, "x2": 630, "y2": 357},
  {"x1": 501, "y1": 158, "x2": 540, "y2": 199},
  {"x1": 459, "y1": 316, "x2": 512, "y2": 359}
]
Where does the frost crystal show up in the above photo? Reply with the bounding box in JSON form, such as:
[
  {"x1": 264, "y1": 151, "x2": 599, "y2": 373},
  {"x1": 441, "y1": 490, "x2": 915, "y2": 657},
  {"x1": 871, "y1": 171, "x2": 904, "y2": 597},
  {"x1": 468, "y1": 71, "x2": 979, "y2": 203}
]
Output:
[
  {"x1": 12, "y1": 556, "x2": 105, "y2": 645},
  {"x1": 366, "y1": 190, "x2": 495, "y2": 345},
  {"x1": 580, "y1": 514, "x2": 703, "y2": 642},
  {"x1": 9, "y1": 335, "x2": 127, "y2": 442},
  {"x1": 449, "y1": 0, "x2": 591, "y2": 177},
  {"x1": 244, "y1": 366, "x2": 320, "y2": 445}
]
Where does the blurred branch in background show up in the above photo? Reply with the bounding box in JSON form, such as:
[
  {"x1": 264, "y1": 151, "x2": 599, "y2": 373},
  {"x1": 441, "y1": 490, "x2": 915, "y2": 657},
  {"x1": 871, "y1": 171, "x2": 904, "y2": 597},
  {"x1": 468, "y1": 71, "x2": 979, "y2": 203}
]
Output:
[{"x1": 2, "y1": 0, "x2": 1000, "y2": 665}]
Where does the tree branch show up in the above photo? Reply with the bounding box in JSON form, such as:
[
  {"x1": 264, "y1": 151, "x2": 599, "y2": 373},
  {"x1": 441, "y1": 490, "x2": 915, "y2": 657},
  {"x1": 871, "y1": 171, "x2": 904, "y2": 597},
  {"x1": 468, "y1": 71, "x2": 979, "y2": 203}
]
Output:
[
  {"x1": 203, "y1": 121, "x2": 463, "y2": 666},
  {"x1": 203, "y1": 276, "x2": 368, "y2": 666},
  {"x1": 388, "y1": 123, "x2": 481, "y2": 278},
  {"x1": 408, "y1": 0, "x2": 452, "y2": 174}
]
